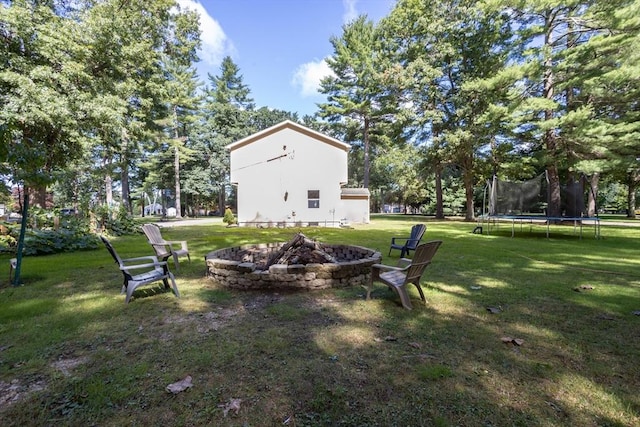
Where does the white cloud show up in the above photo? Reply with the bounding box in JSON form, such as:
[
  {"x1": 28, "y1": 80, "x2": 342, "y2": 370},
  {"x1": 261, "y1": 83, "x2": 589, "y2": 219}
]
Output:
[
  {"x1": 342, "y1": 0, "x2": 359, "y2": 24},
  {"x1": 289, "y1": 1, "x2": 359, "y2": 98},
  {"x1": 291, "y1": 59, "x2": 334, "y2": 97},
  {"x1": 175, "y1": 0, "x2": 234, "y2": 66}
]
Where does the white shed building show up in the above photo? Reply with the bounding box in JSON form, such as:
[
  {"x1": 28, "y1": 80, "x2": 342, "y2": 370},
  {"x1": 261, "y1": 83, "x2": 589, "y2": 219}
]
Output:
[{"x1": 227, "y1": 120, "x2": 370, "y2": 227}]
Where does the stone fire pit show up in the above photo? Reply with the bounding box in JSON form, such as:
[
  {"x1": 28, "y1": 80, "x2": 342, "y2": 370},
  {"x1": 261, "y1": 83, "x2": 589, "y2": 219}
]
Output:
[{"x1": 205, "y1": 233, "x2": 382, "y2": 290}]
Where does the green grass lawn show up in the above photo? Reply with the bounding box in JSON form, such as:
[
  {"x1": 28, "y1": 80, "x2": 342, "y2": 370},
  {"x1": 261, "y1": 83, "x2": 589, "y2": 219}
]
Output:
[{"x1": 1, "y1": 215, "x2": 639, "y2": 426}]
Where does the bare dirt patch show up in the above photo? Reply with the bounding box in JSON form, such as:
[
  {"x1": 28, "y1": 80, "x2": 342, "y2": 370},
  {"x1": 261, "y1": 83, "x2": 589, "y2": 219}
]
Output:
[
  {"x1": 51, "y1": 356, "x2": 89, "y2": 377},
  {"x1": 1, "y1": 356, "x2": 89, "y2": 411},
  {"x1": 0, "y1": 378, "x2": 46, "y2": 409}
]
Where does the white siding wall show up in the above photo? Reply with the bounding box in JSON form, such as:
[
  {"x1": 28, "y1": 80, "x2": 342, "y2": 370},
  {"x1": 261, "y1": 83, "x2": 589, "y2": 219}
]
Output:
[
  {"x1": 339, "y1": 198, "x2": 371, "y2": 224},
  {"x1": 230, "y1": 128, "x2": 348, "y2": 226}
]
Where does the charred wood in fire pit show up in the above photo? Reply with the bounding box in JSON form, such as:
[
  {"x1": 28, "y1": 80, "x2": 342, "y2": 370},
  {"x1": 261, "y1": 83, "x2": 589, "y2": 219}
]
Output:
[{"x1": 265, "y1": 233, "x2": 337, "y2": 268}]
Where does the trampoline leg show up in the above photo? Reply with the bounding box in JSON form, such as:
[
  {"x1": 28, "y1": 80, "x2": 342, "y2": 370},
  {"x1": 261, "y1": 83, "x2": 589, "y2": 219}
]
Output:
[{"x1": 578, "y1": 221, "x2": 582, "y2": 240}]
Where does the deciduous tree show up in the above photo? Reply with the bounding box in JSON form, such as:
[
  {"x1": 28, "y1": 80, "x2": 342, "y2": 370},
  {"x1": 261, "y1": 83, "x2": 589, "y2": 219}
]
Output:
[{"x1": 0, "y1": 1, "x2": 90, "y2": 284}]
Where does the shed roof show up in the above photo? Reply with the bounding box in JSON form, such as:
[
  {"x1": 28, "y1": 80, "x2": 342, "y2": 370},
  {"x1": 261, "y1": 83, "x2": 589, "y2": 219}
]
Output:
[
  {"x1": 340, "y1": 188, "x2": 370, "y2": 200},
  {"x1": 226, "y1": 120, "x2": 350, "y2": 153}
]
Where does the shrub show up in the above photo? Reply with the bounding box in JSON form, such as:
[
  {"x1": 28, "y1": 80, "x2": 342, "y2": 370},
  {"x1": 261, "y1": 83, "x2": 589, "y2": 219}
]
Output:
[
  {"x1": 0, "y1": 232, "x2": 16, "y2": 253},
  {"x1": 21, "y1": 228, "x2": 101, "y2": 255},
  {"x1": 94, "y1": 205, "x2": 140, "y2": 236},
  {"x1": 0, "y1": 207, "x2": 104, "y2": 255},
  {"x1": 223, "y1": 208, "x2": 237, "y2": 226},
  {"x1": 0, "y1": 222, "x2": 100, "y2": 255}
]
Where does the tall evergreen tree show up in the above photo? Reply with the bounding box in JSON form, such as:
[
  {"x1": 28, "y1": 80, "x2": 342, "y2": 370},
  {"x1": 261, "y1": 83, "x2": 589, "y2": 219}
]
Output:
[
  {"x1": 318, "y1": 16, "x2": 396, "y2": 189},
  {"x1": 567, "y1": 0, "x2": 640, "y2": 217},
  {"x1": 188, "y1": 56, "x2": 255, "y2": 213},
  {"x1": 380, "y1": 0, "x2": 513, "y2": 220},
  {"x1": 155, "y1": 62, "x2": 201, "y2": 218},
  {"x1": 481, "y1": 0, "x2": 640, "y2": 217}
]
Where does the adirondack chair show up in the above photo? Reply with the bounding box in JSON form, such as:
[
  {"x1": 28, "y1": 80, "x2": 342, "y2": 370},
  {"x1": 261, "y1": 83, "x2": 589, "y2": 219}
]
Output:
[
  {"x1": 388, "y1": 223, "x2": 426, "y2": 257},
  {"x1": 368, "y1": 240, "x2": 442, "y2": 310},
  {"x1": 100, "y1": 236, "x2": 180, "y2": 303},
  {"x1": 141, "y1": 223, "x2": 190, "y2": 272}
]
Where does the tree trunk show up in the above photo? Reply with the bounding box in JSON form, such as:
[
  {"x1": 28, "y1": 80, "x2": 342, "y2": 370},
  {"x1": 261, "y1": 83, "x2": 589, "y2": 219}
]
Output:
[
  {"x1": 13, "y1": 187, "x2": 29, "y2": 286},
  {"x1": 120, "y1": 129, "x2": 131, "y2": 213},
  {"x1": 627, "y1": 170, "x2": 638, "y2": 219},
  {"x1": 463, "y1": 170, "x2": 475, "y2": 221},
  {"x1": 543, "y1": 10, "x2": 561, "y2": 218},
  {"x1": 363, "y1": 116, "x2": 370, "y2": 188},
  {"x1": 173, "y1": 106, "x2": 183, "y2": 218},
  {"x1": 588, "y1": 173, "x2": 599, "y2": 217},
  {"x1": 462, "y1": 153, "x2": 475, "y2": 221},
  {"x1": 105, "y1": 173, "x2": 113, "y2": 207},
  {"x1": 162, "y1": 189, "x2": 167, "y2": 218},
  {"x1": 121, "y1": 161, "x2": 130, "y2": 213},
  {"x1": 174, "y1": 145, "x2": 182, "y2": 218},
  {"x1": 546, "y1": 162, "x2": 561, "y2": 217},
  {"x1": 435, "y1": 164, "x2": 444, "y2": 219},
  {"x1": 218, "y1": 185, "x2": 225, "y2": 216},
  {"x1": 35, "y1": 186, "x2": 47, "y2": 208}
]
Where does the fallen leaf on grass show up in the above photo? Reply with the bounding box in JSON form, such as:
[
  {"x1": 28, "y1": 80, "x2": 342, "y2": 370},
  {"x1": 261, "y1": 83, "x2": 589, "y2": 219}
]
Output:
[
  {"x1": 501, "y1": 336, "x2": 524, "y2": 346},
  {"x1": 219, "y1": 398, "x2": 242, "y2": 417},
  {"x1": 402, "y1": 353, "x2": 437, "y2": 360},
  {"x1": 545, "y1": 400, "x2": 564, "y2": 413},
  {"x1": 420, "y1": 353, "x2": 437, "y2": 360},
  {"x1": 166, "y1": 375, "x2": 193, "y2": 394},
  {"x1": 374, "y1": 336, "x2": 398, "y2": 343},
  {"x1": 486, "y1": 306, "x2": 501, "y2": 314}
]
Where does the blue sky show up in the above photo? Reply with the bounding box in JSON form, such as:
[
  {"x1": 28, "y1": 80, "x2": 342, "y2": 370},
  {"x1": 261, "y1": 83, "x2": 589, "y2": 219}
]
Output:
[{"x1": 176, "y1": 0, "x2": 396, "y2": 117}]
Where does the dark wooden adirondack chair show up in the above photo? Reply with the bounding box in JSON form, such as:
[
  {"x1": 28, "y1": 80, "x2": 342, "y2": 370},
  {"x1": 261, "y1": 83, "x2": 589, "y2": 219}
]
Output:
[
  {"x1": 369, "y1": 240, "x2": 442, "y2": 309},
  {"x1": 388, "y1": 223, "x2": 426, "y2": 257},
  {"x1": 101, "y1": 236, "x2": 180, "y2": 303}
]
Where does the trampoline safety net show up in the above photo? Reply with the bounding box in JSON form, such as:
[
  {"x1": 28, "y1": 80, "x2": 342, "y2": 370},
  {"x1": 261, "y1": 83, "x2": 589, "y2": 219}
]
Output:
[{"x1": 488, "y1": 174, "x2": 590, "y2": 217}]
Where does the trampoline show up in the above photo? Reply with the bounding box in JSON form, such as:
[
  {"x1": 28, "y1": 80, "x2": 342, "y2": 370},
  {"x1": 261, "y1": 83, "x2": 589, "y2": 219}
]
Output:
[{"x1": 479, "y1": 173, "x2": 600, "y2": 239}]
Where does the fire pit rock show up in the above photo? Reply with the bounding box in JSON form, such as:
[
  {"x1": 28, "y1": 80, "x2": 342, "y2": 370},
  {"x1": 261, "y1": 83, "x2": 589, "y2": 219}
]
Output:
[{"x1": 205, "y1": 233, "x2": 382, "y2": 290}]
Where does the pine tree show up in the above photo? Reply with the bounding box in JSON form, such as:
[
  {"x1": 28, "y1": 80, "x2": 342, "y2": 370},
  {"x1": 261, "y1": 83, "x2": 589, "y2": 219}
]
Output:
[
  {"x1": 479, "y1": 0, "x2": 640, "y2": 217},
  {"x1": 188, "y1": 56, "x2": 255, "y2": 214},
  {"x1": 318, "y1": 16, "x2": 395, "y2": 189},
  {"x1": 379, "y1": 0, "x2": 513, "y2": 219}
]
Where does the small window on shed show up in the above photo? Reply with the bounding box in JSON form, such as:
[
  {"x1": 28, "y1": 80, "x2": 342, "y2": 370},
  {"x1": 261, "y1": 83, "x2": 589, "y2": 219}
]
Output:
[{"x1": 308, "y1": 190, "x2": 320, "y2": 208}]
